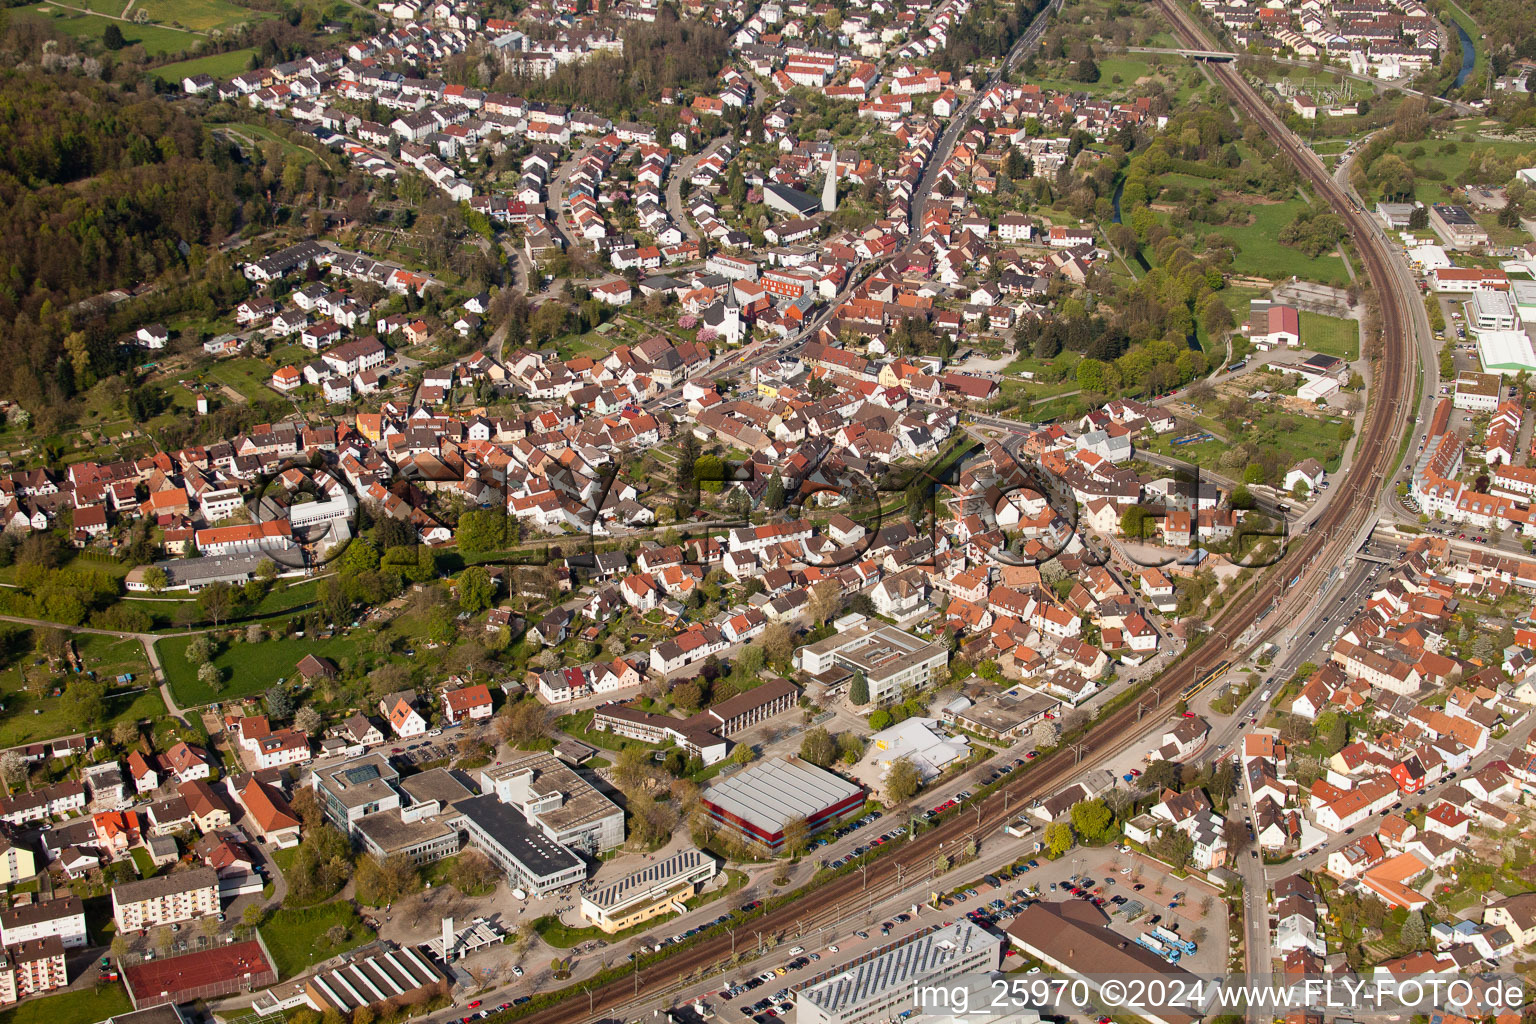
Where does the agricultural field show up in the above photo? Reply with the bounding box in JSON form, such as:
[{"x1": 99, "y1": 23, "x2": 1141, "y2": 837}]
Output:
[
  {"x1": 153, "y1": 47, "x2": 258, "y2": 83},
  {"x1": 26, "y1": 5, "x2": 198, "y2": 54},
  {"x1": 133, "y1": 0, "x2": 259, "y2": 31}
]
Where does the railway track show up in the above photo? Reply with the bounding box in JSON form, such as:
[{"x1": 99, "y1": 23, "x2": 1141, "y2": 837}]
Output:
[{"x1": 513, "y1": 10, "x2": 1419, "y2": 1022}]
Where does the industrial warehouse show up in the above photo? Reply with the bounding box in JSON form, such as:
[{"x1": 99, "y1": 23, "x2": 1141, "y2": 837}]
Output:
[{"x1": 700, "y1": 756, "x2": 865, "y2": 851}]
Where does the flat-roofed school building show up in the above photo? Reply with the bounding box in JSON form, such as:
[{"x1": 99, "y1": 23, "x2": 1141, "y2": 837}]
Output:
[
  {"x1": 793, "y1": 616, "x2": 948, "y2": 704},
  {"x1": 579, "y1": 848, "x2": 718, "y2": 933}
]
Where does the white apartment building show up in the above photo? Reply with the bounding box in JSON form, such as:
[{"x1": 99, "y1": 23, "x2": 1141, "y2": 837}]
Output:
[
  {"x1": 111, "y1": 867, "x2": 220, "y2": 931},
  {"x1": 200, "y1": 488, "x2": 245, "y2": 523},
  {"x1": 0, "y1": 896, "x2": 87, "y2": 949}
]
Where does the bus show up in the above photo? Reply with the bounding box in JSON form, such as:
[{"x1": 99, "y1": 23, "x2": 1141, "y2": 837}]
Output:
[{"x1": 1182, "y1": 659, "x2": 1232, "y2": 703}]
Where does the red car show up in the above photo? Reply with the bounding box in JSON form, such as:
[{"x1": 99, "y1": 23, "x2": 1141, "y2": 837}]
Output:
[
  {"x1": 1026, "y1": 751, "x2": 1038, "y2": 759},
  {"x1": 468, "y1": 1001, "x2": 482, "y2": 1009}
]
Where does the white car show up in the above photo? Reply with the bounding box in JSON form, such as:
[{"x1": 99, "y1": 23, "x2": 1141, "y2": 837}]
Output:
[
  {"x1": 828, "y1": 945, "x2": 840, "y2": 953},
  {"x1": 790, "y1": 946, "x2": 804, "y2": 955}
]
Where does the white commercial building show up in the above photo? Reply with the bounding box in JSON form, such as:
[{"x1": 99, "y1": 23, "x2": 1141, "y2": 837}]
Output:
[
  {"x1": 796, "y1": 922, "x2": 1004, "y2": 1024},
  {"x1": 1477, "y1": 331, "x2": 1536, "y2": 375},
  {"x1": 862, "y1": 717, "x2": 970, "y2": 783},
  {"x1": 1453, "y1": 371, "x2": 1503, "y2": 411},
  {"x1": 289, "y1": 492, "x2": 358, "y2": 529},
  {"x1": 1471, "y1": 287, "x2": 1518, "y2": 331}
]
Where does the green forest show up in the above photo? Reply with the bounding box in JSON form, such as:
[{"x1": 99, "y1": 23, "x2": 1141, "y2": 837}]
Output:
[{"x1": 0, "y1": 62, "x2": 254, "y2": 429}]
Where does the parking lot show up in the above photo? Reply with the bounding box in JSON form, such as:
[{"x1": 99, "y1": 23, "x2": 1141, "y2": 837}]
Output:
[
  {"x1": 713, "y1": 843, "x2": 1226, "y2": 1024},
  {"x1": 814, "y1": 808, "x2": 905, "y2": 869},
  {"x1": 390, "y1": 739, "x2": 456, "y2": 765},
  {"x1": 387, "y1": 728, "x2": 487, "y2": 765},
  {"x1": 1051, "y1": 851, "x2": 1227, "y2": 976}
]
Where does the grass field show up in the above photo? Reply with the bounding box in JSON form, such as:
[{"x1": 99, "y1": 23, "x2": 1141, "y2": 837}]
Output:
[
  {"x1": 1197, "y1": 200, "x2": 1349, "y2": 285},
  {"x1": 1299, "y1": 311, "x2": 1360, "y2": 361},
  {"x1": 115, "y1": 576, "x2": 323, "y2": 633},
  {"x1": 1028, "y1": 55, "x2": 1181, "y2": 99},
  {"x1": 1197, "y1": 285, "x2": 1267, "y2": 357},
  {"x1": 1148, "y1": 402, "x2": 1350, "y2": 476},
  {"x1": 0, "y1": 984, "x2": 132, "y2": 1024},
  {"x1": 158, "y1": 631, "x2": 363, "y2": 706},
  {"x1": 130, "y1": 845, "x2": 159, "y2": 878},
  {"x1": 220, "y1": 123, "x2": 339, "y2": 173},
  {"x1": 0, "y1": 632, "x2": 166, "y2": 748},
  {"x1": 1381, "y1": 133, "x2": 1535, "y2": 207},
  {"x1": 203, "y1": 355, "x2": 284, "y2": 404},
  {"x1": 154, "y1": 47, "x2": 257, "y2": 82},
  {"x1": 27, "y1": 5, "x2": 197, "y2": 54},
  {"x1": 259, "y1": 903, "x2": 374, "y2": 978}
]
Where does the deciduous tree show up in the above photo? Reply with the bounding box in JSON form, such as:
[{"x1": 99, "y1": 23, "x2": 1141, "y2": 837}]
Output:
[{"x1": 885, "y1": 757, "x2": 922, "y2": 802}]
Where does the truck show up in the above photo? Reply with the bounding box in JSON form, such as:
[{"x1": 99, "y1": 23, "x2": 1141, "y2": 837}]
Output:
[
  {"x1": 1153, "y1": 926, "x2": 1197, "y2": 955},
  {"x1": 1135, "y1": 934, "x2": 1180, "y2": 963}
]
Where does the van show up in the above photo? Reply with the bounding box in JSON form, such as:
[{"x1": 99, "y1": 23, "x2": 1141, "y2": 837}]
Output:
[{"x1": 1258, "y1": 690, "x2": 1271, "y2": 702}]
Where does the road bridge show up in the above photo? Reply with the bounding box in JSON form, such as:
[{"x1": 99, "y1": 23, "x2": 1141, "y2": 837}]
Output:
[{"x1": 1125, "y1": 44, "x2": 1237, "y2": 60}]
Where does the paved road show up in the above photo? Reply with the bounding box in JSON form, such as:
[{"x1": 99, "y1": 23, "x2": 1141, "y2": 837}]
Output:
[
  {"x1": 907, "y1": 0, "x2": 1065, "y2": 235},
  {"x1": 667, "y1": 140, "x2": 725, "y2": 243}
]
